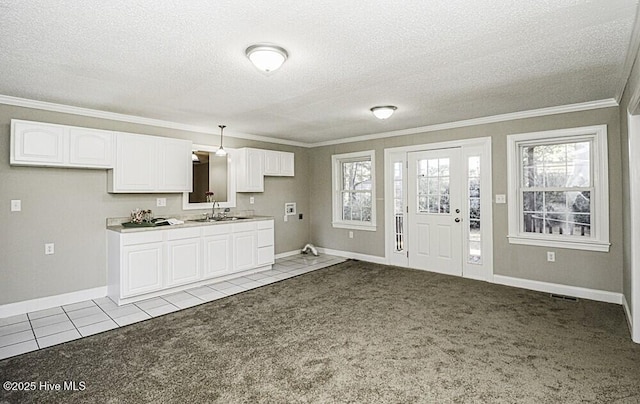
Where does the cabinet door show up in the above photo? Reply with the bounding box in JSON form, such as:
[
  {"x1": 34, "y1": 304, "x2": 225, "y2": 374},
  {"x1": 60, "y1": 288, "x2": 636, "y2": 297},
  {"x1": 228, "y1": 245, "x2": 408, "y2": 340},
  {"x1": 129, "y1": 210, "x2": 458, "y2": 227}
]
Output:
[
  {"x1": 232, "y1": 231, "x2": 257, "y2": 271},
  {"x1": 166, "y1": 238, "x2": 201, "y2": 288},
  {"x1": 237, "y1": 148, "x2": 264, "y2": 192},
  {"x1": 158, "y1": 138, "x2": 192, "y2": 192},
  {"x1": 263, "y1": 150, "x2": 281, "y2": 175},
  {"x1": 122, "y1": 243, "x2": 163, "y2": 297},
  {"x1": 11, "y1": 121, "x2": 66, "y2": 165},
  {"x1": 280, "y1": 152, "x2": 295, "y2": 176},
  {"x1": 69, "y1": 127, "x2": 114, "y2": 168},
  {"x1": 257, "y1": 246, "x2": 274, "y2": 266},
  {"x1": 203, "y1": 234, "x2": 232, "y2": 278},
  {"x1": 111, "y1": 133, "x2": 157, "y2": 192},
  {"x1": 257, "y1": 221, "x2": 274, "y2": 265}
]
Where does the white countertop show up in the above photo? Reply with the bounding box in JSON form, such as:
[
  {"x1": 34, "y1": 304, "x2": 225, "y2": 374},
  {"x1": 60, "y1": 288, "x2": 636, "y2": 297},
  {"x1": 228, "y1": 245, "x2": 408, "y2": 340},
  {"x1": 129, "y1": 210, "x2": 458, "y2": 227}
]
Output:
[{"x1": 107, "y1": 215, "x2": 274, "y2": 233}]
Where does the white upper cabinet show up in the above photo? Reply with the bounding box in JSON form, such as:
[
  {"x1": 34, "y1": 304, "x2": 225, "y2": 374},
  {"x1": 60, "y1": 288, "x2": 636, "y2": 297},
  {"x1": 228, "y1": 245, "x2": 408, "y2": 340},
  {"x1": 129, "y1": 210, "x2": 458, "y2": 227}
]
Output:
[
  {"x1": 11, "y1": 119, "x2": 114, "y2": 168},
  {"x1": 109, "y1": 133, "x2": 157, "y2": 192},
  {"x1": 237, "y1": 148, "x2": 295, "y2": 192},
  {"x1": 108, "y1": 132, "x2": 192, "y2": 193},
  {"x1": 279, "y1": 151, "x2": 295, "y2": 176},
  {"x1": 68, "y1": 127, "x2": 114, "y2": 168},
  {"x1": 264, "y1": 150, "x2": 294, "y2": 176},
  {"x1": 236, "y1": 148, "x2": 265, "y2": 192},
  {"x1": 158, "y1": 138, "x2": 193, "y2": 192}
]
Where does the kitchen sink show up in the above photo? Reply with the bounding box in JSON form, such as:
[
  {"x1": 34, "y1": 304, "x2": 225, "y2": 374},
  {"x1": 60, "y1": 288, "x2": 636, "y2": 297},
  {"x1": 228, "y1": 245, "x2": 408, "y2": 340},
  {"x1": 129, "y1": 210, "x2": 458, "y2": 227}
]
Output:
[{"x1": 189, "y1": 216, "x2": 249, "y2": 223}]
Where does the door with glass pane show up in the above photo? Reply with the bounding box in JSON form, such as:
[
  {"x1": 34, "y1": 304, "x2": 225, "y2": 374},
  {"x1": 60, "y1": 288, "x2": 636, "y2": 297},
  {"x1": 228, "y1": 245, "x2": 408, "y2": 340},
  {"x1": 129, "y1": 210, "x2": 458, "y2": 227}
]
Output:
[{"x1": 407, "y1": 148, "x2": 462, "y2": 275}]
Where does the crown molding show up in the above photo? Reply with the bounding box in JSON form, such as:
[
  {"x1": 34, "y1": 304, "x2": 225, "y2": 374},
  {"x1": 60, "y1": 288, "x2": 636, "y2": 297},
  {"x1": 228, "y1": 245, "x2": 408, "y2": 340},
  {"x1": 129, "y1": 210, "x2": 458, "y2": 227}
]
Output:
[
  {"x1": 308, "y1": 99, "x2": 619, "y2": 147},
  {"x1": 0, "y1": 94, "x2": 619, "y2": 149},
  {"x1": 616, "y1": 4, "x2": 640, "y2": 103},
  {"x1": 0, "y1": 94, "x2": 309, "y2": 148}
]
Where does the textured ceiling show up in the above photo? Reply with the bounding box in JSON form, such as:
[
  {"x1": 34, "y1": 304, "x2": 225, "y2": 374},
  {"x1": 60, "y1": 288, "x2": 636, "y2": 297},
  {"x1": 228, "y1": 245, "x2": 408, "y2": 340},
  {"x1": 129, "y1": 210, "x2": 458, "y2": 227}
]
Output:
[{"x1": 0, "y1": 0, "x2": 638, "y2": 144}]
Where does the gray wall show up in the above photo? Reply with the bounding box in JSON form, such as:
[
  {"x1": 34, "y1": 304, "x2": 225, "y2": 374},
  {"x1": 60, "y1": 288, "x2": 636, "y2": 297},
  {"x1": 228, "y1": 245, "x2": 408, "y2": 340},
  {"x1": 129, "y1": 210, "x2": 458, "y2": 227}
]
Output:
[
  {"x1": 619, "y1": 48, "x2": 640, "y2": 313},
  {"x1": 309, "y1": 107, "x2": 623, "y2": 293},
  {"x1": 0, "y1": 104, "x2": 310, "y2": 304},
  {"x1": 0, "y1": 102, "x2": 627, "y2": 305}
]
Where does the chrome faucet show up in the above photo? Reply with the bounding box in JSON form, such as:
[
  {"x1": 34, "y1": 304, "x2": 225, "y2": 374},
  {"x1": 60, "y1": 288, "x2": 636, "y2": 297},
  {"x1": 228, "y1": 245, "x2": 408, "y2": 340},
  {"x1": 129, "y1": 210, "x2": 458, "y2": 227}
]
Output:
[{"x1": 211, "y1": 200, "x2": 219, "y2": 219}]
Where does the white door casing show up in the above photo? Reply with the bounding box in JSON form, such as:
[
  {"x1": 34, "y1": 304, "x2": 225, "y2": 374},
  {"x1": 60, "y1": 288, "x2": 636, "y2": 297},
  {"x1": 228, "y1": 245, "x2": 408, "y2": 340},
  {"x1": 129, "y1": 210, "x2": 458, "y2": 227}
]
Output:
[{"x1": 407, "y1": 148, "x2": 463, "y2": 276}]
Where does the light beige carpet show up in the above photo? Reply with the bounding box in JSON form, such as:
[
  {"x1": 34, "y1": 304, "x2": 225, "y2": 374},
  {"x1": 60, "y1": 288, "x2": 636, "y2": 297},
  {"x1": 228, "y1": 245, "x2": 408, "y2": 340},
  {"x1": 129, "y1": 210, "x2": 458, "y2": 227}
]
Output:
[{"x1": 2, "y1": 260, "x2": 639, "y2": 403}]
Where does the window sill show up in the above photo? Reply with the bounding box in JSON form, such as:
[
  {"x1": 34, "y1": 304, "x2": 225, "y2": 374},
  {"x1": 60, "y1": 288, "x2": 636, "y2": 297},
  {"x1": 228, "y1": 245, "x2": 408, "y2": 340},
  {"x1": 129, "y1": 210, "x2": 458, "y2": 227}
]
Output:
[
  {"x1": 332, "y1": 222, "x2": 377, "y2": 232},
  {"x1": 507, "y1": 235, "x2": 610, "y2": 252}
]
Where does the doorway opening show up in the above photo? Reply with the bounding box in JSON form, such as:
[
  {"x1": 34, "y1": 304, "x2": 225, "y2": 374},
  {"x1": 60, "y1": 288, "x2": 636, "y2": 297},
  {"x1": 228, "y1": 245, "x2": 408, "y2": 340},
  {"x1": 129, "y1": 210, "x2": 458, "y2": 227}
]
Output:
[{"x1": 384, "y1": 138, "x2": 493, "y2": 281}]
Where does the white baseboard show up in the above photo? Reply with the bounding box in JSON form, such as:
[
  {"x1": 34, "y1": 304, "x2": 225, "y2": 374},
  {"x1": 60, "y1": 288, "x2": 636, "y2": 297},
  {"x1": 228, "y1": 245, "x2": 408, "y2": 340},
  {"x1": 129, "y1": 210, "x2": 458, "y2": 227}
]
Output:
[
  {"x1": 493, "y1": 275, "x2": 623, "y2": 305},
  {"x1": 275, "y1": 250, "x2": 301, "y2": 259},
  {"x1": 317, "y1": 247, "x2": 386, "y2": 265},
  {"x1": 0, "y1": 286, "x2": 107, "y2": 318}
]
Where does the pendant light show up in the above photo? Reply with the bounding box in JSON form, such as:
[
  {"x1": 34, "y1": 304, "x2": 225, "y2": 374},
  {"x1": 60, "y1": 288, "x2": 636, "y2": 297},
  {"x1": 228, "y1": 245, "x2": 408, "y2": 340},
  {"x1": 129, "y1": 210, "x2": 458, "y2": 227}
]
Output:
[
  {"x1": 215, "y1": 125, "x2": 227, "y2": 156},
  {"x1": 246, "y1": 44, "x2": 288, "y2": 73},
  {"x1": 370, "y1": 105, "x2": 397, "y2": 120}
]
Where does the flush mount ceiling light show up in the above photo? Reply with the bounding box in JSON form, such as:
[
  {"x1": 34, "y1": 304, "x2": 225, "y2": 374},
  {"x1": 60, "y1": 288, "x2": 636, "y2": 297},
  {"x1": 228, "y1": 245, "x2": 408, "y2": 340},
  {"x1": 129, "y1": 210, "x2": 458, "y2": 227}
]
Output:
[
  {"x1": 215, "y1": 125, "x2": 227, "y2": 156},
  {"x1": 370, "y1": 105, "x2": 397, "y2": 120},
  {"x1": 245, "y1": 44, "x2": 288, "y2": 73}
]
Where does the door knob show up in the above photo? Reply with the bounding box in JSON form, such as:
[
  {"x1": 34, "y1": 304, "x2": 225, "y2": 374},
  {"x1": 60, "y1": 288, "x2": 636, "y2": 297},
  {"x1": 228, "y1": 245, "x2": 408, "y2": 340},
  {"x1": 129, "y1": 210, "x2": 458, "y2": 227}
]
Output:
[{"x1": 454, "y1": 218, "x2": 461, "y2": 223}]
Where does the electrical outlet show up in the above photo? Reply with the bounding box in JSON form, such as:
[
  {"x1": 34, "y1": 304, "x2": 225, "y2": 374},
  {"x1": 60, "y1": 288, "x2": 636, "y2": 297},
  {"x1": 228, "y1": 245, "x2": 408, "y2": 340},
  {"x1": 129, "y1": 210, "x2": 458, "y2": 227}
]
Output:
[
  {"x1": 45, "y1": 243, "x2": 55, "y2": 255},
  {"x1": 547, "y1": 251, "x2": 555, "y2": 262},
  {"x1": 349, "y1": 231, "x2": 354, "y2": 239},
  {"x1": 156, "y1": 198, "x2": 166, "y2": 207},
  {"x1": 11, "y1": 200, "x2": 21, "y2": 212},
  {"x1": 250, "y1": 197, "x2": 255, "y2": 204}
]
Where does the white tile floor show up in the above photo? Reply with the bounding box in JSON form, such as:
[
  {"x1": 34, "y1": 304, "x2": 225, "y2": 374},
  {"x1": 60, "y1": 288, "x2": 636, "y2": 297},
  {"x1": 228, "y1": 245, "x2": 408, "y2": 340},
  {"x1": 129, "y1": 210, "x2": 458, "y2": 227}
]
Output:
[{"x1": 0, "y1": 254, "x2": 345, "y2": 360}]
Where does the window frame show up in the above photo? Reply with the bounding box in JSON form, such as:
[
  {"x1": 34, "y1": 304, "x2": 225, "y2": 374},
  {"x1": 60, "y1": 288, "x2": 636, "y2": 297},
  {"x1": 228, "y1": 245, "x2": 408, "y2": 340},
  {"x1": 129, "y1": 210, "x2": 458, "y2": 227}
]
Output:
[
  {"x1": 507, "y1": 125, "x2": 610, "y2": 252},
  {"x1": 331, "y1": 150, "x2": 377, "y2": 231}
]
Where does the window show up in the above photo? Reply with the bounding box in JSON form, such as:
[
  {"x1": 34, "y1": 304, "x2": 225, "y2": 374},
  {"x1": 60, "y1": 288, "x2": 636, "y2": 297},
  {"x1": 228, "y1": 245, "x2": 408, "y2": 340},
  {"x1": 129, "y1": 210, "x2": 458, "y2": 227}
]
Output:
[
  {"x1": 332, "y1": 150, "x2": 376, "y2": 231},
  {"x1": 468, "y1": 156, "x2": 482, "y2": 264},
  {"x1": 507, "y1": 125, "x2": 609, "y2": 252},
  {"x1": 393, "y1": 161, "x2": 404, "y2": 251}
]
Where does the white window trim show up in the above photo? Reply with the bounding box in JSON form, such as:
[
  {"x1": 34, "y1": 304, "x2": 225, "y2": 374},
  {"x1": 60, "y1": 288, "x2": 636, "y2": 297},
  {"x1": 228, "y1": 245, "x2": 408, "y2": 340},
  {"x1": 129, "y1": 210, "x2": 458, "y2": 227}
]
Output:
[
  {"x1": 331, "y1": 150, "x2": 377, "y2": 231},
  {"x1": 507, "y1": 125, "x2": 610, "y2": 252}
]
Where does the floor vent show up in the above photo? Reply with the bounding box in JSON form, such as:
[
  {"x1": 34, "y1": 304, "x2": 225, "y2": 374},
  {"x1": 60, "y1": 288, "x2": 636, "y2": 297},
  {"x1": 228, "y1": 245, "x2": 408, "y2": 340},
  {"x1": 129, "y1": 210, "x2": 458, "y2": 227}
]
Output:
[{"x1": 550, "y1": 293, "x2": 578, "y2": 302}]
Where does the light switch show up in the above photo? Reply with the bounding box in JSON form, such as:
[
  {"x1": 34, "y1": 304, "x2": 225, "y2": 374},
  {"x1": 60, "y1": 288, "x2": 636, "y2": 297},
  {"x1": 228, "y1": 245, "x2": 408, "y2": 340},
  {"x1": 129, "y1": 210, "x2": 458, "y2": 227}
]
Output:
[
  {"x1": 495, "y1": 194, "x2": 506, "y2": 204},
  {"x1": 11, "y1": 200, "x2": 21, "y2": 212},
  {"x1": 250, "y1": 197, "x2": 255, "y2": 204}
]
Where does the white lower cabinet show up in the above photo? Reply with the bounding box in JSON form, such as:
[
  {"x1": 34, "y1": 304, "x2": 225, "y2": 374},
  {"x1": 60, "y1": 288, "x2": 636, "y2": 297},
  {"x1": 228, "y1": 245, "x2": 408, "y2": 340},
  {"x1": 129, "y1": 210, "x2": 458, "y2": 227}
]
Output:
[
  {"x1": 108, "y1": 219, "x2": 274, "y2": 305},
  {"x1": 166, "y1": 228, "x2": 201, "y2": 288},
  {"x1": 202, "y1": 224, "x2": 233, "y2": 279},
  {"x1": 233, "y1": 231, "x2": 257, "y2": 271},
  {"x1": 257, "y1": 220, "x2": 275, "y2": 265},
  {"x1": 122, "y1": 243, "x2": 164, "y2": 298}
]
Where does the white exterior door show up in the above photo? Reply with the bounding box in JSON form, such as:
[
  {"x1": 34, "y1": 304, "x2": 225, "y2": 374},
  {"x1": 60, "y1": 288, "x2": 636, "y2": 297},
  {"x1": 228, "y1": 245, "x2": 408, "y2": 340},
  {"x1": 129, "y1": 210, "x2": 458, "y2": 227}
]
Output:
[{"x1": 407, "y1": 148, "x2": 463, "y2": 276}]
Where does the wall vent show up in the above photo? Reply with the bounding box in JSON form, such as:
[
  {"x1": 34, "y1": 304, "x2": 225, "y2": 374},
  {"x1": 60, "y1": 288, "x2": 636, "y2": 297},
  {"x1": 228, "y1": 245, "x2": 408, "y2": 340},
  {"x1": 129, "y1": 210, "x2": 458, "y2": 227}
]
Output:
[{"x1": 550, "y1": 293, "x2": 578, "y2": 302}]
